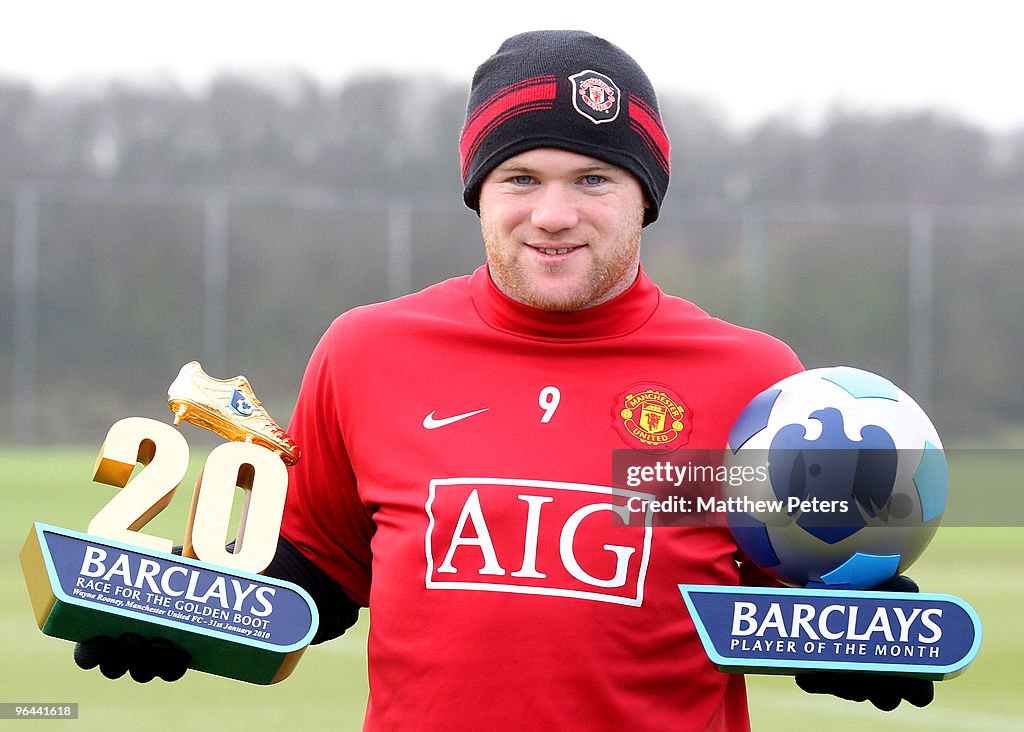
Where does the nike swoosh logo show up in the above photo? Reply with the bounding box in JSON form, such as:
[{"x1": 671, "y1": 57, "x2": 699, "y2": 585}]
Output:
[{"x1": 422, "y1": 408, "x2": 489, "y2": 429}]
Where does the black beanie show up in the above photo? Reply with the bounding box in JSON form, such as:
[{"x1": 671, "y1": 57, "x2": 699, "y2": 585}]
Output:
[{"x1": 460, "y1": 30, "x2": 671, "y2": 226}]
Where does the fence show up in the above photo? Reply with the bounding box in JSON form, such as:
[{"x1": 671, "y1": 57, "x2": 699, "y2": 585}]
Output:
[{"x1": 2, "y1": 181, "x2": 1022, "y2": 445}]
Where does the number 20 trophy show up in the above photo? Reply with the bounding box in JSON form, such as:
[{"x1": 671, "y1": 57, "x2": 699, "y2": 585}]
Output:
[{"x1": 20, "y1": 362, "x2": 318, "y2": 684}]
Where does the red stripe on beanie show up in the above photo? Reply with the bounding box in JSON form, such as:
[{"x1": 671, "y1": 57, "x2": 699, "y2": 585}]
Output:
[
  {"x1": 628, "y1": 95, "x2": 670, "y2": 175},
  {"x1": 460, "y1": 76, "x2": 558, "y2": 179}
]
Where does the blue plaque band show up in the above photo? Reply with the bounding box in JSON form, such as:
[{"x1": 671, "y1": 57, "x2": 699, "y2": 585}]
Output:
[
  {"x1": 21, "y1": 523, "x2": 319, "y2": 685},
  {"x1": 679, "y1": 584, "x2": 981, "y2": 680}
]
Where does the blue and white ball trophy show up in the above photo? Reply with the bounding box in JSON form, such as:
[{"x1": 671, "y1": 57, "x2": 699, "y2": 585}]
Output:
[{"x1": 680, "y1": 366, "x2": 982, "y2": 680}]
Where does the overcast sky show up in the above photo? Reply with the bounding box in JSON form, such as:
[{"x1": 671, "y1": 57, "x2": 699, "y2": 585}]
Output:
[{"x1": 2, "y1": 0, "x2": 1021, "y2": 133}]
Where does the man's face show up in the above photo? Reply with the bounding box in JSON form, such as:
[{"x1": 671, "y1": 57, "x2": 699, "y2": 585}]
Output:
[{"x1": 479, "y1": 147, "x2": 647, "y2": 312}]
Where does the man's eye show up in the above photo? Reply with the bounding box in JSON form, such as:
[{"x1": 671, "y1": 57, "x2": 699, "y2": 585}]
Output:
[
  {"x1": 583, "y1": 175, "x2": 606, "y2": 186},
  {"x1": 511, "y1": 175, "x2": 534, "y2": 185}
]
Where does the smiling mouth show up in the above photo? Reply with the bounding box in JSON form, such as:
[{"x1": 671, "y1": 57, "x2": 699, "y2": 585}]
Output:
[{"x1": 530, "y1": 244, "x2": 584, "y2": 256}]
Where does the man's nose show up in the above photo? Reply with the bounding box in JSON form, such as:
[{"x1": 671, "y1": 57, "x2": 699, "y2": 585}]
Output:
[{"x1": 530, "y1": 183, "x2": 580, "y2": 232}]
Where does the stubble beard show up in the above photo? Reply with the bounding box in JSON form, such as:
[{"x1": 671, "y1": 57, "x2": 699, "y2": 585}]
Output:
[{"x1": 481, "y1": 208, "x2": 644, "y2": 313}]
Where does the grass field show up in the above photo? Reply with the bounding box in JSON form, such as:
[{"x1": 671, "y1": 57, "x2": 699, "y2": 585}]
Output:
[{"x1": 2, "y1": 447, "x2": 1021, "y2": 730}]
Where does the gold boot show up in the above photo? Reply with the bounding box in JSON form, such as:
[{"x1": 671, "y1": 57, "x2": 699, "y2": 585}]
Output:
[{"x1": 167, "y1": 361, "x2": 300, "y2": 465}]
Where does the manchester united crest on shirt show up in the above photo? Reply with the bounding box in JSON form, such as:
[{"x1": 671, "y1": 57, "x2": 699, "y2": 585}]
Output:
[
  {"x1": 569, "y1": 70, "x2": 620, "y2": 124},
  {"x1": 614, "y1": 383, "x2": 691, "y2": 449}
]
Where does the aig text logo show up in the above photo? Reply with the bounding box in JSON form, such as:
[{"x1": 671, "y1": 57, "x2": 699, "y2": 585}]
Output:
[{"x1": 425, "y1": 478, "x2": 653, "y2": 606}]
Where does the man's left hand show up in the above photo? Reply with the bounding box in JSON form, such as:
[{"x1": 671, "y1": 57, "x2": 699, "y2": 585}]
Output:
[{"x1": 793, "y1": 575, "x2": 935, "y2": 711}]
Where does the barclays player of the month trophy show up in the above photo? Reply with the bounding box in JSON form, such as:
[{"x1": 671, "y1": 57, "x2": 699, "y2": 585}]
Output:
[{"x1": 677, "y1": 367, "x2": 982, "y2": 681}]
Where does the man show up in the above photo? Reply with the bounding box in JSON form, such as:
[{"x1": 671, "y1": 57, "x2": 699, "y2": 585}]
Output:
[{"x1": 78, "y1": 30, "x2": 932, "y2": 729}]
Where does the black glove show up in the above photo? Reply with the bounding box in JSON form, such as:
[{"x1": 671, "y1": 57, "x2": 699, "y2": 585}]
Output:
[
  {"x1": 73, "y1": 545, "x2": 190, "y2": 683},
  {"x1": 73, "y1": 538, "x2": 358, "y2": 681},
  {"x1": 74, "y1": 633, "x2": 190, "y2": 683},
  {"x1": 793, "y1": 575, "x2": 935, "y2": 711},
  {"x1": 795, "y1": 670, "x2": 933, "y2": 711}
]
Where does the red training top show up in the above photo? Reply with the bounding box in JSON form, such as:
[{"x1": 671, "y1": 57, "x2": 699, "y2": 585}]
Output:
[{"x1": 281, "y1": 265, "x2": 802, "y2": 731}]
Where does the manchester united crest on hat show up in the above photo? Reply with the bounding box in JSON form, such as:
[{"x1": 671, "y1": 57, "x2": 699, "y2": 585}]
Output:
[{"x1": 569, "y1": 69, "x2": 620, "y2": 124}]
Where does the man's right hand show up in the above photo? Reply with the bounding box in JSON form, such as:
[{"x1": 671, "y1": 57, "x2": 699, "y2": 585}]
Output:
[
  {"x1": 74, "y1": 634, "x2": 190, "y2": 683},
  {"x1": 72, "y1": 537, "x2": 356, "y2": 682}
]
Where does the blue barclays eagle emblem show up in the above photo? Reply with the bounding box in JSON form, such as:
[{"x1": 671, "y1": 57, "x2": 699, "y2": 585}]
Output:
[
  {"x1": 768, "y1": 407, "x2": 897, "y2": 544},
  {"x1": 230, "y1": 389, "x2": 254, "y2": 417}
]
